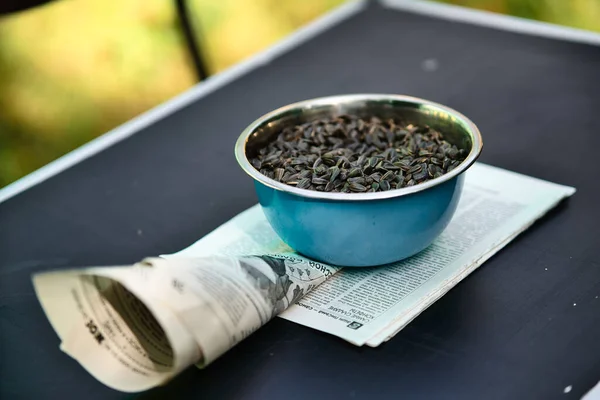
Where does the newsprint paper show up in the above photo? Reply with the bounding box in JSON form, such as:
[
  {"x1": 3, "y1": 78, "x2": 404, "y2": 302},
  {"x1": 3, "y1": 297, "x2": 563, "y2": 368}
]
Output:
[{"x1": 32, "y1": 163, "x2": 575, "y2": 392}]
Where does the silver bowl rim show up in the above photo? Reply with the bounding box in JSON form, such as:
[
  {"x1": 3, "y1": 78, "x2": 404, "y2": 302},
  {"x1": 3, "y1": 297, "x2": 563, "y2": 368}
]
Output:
[{"x1": 235, "y1": 94, "x2": 483, "y2": 201}]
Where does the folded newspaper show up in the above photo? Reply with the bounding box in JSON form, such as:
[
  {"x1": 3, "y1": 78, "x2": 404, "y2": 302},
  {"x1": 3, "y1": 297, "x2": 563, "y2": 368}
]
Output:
[{"x1": 32, "y1": 163, "x2": 575, "y2": 392}]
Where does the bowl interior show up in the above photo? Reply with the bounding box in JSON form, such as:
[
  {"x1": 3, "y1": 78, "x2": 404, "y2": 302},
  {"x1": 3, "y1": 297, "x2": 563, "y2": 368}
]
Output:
[
  {"x1": 237, "y1": 95, "x2": 483, "y2": 201},
  {"x1": 244, "y1": 97, "x2": 475, "y2": 160}
]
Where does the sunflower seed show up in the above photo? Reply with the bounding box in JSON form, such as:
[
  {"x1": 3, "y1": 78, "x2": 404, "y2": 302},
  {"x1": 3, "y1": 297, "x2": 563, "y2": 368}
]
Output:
[
  {"x1": 356, "y1": 154, "x2": 367, "y2": 167},
  {"x1": 413, "y1": 168, "x2": 429, "y2": 181},
  {"x1": 329, "y1": 166, "x2": 340, "y2": 182},
  {"x1": 314, "y1": 165, "x2": 327, "y2": 175},
  {"x1": 427, "y1": 164, "x2": 437, "y2": 178},
  {"x1": 251, "y1": 159, "x2": 262, "y2": 169},
  {"x1": 409, "y1": 164, "x2": 423, "y2": 174},
  {"x1": 370, "y1": 173, "x2": 382, "y2": 182},
  {"x1": 274, "y1": 168, "x2": 285, "y2": 181},
  {"x1": 348, "y1": 167, "x2": 362, "y2": 178},
  {"x1": 447, "y1": 146, "x2": 459, "y2": 159},
  {"x1": 299, "y1": 169, "x2": 312, "y2": 179},
  {"x1": 430, "y1": 157, "x2": 442, "y2": 166},
  {"x1": 312, "y1": 177, "x2": 328, "y2": 185},
  {"x1": 348, "y1": 177, "x2": 366, "y2": 185},
  {"x1": 297, "y1": 178, "x2": 311, "y2": 189},
  {"x1": 379, "y1": 180, "x2": 391, "y2": 191},
  {"x1": 381, "y1": 171, "x2": 395, "y2": 181},
  {"x1": 291, "y1": 157, "x2": 307, "y2": 166},
  {"x1": 349, "y1": 182, "x2": 367, "y2": 192}
]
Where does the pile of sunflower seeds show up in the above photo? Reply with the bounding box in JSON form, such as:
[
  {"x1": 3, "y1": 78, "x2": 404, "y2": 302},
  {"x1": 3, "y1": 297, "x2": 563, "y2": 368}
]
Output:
[{"x1": 249, "y1": 115, "x2": 467, "y2": 193}]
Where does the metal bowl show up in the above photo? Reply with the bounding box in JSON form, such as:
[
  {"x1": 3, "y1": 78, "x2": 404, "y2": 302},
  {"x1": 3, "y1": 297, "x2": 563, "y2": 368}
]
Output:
[{"x1": 235, "y1": 94, "x2": 483, "y2": 267}]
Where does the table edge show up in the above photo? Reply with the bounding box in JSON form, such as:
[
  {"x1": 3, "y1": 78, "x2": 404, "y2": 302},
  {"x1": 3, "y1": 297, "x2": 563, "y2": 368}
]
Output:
[{"x1": 381, "y1": 0, "x2": 600, "y2": 46}]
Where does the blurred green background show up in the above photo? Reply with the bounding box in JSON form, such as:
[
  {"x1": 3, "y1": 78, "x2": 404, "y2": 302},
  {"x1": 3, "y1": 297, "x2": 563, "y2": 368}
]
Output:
[{"x1": 1, "y1": 0, "x2": 599, "y2": 188}]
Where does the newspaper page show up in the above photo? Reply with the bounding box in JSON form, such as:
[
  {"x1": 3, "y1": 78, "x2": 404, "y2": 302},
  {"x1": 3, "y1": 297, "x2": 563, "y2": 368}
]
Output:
[
  {"x1": 174, "y1": 163, "x2": 575, "y2": 346},
  {"x1": 32, "y1": 253, "x2": 336, "y2": 392},
  {"x1": 279, "y1": 163, "x2": 575, "y2": 345}
]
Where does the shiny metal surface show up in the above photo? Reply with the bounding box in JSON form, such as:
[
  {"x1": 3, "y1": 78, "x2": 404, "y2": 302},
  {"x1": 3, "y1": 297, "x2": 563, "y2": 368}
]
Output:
[{"x1": 235, "y1": 94, "x2": 482, "y2": 201}]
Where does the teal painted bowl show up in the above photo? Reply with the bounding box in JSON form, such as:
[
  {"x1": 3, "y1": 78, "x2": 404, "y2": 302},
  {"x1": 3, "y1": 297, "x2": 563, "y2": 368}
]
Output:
[{"x1": 235, "y1": 94, "x2": 482, "y2": 267}]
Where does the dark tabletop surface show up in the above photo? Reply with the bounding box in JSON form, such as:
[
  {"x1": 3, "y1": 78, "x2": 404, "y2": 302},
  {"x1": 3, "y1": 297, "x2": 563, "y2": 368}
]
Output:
[{"x1": 1, "y1": 3, "x2": 600, "y2": 399}]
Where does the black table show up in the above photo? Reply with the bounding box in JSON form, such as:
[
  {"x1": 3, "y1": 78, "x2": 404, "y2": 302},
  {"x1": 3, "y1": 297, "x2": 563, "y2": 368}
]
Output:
[{"x1": 2, "y1": 1, "x2": 600, "y2": 399}]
